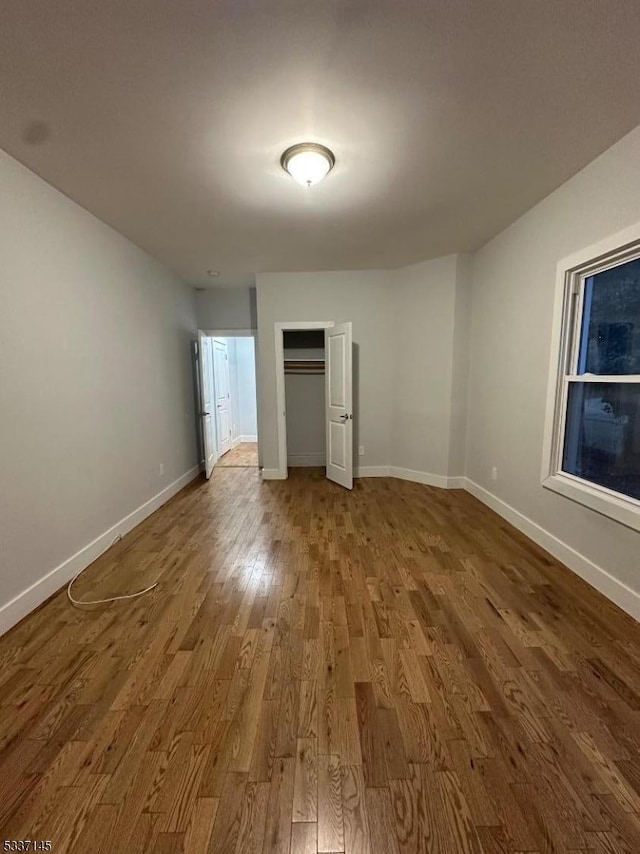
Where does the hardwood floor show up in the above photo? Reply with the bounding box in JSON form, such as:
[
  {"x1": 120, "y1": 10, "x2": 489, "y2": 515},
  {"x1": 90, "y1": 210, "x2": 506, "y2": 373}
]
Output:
[
  {"x1": 1, "y1": 467, "x2": 639, "y2": 853},
  {"x1": 217, "y1": 443, "x2": 259, "y2": 467}
]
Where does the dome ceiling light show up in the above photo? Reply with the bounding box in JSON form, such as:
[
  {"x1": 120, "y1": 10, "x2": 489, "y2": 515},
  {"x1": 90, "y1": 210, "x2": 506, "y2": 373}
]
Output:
[{"x1": 281, "y1": 142, "x2": 335, "y2": 187}]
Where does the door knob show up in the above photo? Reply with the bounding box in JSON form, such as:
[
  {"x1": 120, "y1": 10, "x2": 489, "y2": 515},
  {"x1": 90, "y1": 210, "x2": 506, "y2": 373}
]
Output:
[
  {"x1": 201, "y1": 411, "x2": 210, "y2": 417},
  {"x1": 339, "y1": 414, "x2": 349, "y2": 421}
]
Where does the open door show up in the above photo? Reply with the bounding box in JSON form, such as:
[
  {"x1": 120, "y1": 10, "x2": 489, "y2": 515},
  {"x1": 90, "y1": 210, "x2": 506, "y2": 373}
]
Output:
[
  {"x1": 325, "y1": 321, "x2": 353, "y2": 489},
  {"x1": 213, "y1": 338, "x2": 232, "y2": 457},
  {"x1": 198, "y1": 332, "x2": 216, "y2": 479}
]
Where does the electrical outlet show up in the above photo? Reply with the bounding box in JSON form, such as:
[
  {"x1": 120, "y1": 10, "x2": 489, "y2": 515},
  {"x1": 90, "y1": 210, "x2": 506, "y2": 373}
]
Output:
[
  {"x1": 159, "y1": 463, "x2": 165, "y2": 477},
  {"x1": 491, "y1": 466, "x2": 498, "y2": 481},
  {"x1": 359, "y1": 445, "x2": 365, "y2": 456}
]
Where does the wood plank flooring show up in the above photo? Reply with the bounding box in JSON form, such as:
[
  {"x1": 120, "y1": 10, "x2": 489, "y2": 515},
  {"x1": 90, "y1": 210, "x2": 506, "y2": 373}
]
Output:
[
  {"x1": 1, "y1": 467, "x2": 639, "y2": 853},
  {"x1": 217, "y1": 443, "x2": 259, "y2": 467}
]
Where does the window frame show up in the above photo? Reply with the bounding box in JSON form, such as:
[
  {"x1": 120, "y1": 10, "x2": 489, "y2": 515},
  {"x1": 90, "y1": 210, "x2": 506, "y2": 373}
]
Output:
[{"x1": 542, "y1": 222, "x2": 640, "y2": 532}]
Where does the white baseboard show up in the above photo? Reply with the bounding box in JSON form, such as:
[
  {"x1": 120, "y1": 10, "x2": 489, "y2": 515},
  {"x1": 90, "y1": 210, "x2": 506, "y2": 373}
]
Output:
[
  {"x1": 262, "y1": 461, "x2": 462, "y2": 485},
  {"x1": 390, "y1": 466, "x2": 465, "y2": 489},
  {"x1": 240, "y1": 434, "x2": 258, "y2": 443},
  {"x1": 447, "y1": 476, "x2": 467, "y2": 489},
  {"x1": 464, "y1": 478, "x2": 640, "y2": 622},
  {"x1": 354, "y1": 466, "x2": 391, "y2": 477},
  {"x1": 261, "y1": 468, "x2": 287, "y2": 480},
  {"x1": 353, "y1": 465, "x2": 464, "y2": 488},
  {"x1": 231, "y1": 436, "x2": 242, "y2": 450},
  {"x1": 0, "y1": 465, "x2": 201, "y2": 638}
]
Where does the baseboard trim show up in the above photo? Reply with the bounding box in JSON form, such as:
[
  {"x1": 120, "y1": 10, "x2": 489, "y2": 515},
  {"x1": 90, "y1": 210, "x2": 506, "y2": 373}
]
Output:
[
  {"x1": 240, "y1": 434, "x2": 258, "y2": 443},
  {"x1": 353, "y1": 465, "x2": 464, "y2": 488},
  {"x1": 464, "y1": 478, "x2": 640, "y2": 622},
  {"x1": 390, "y1": 467, "x2": 465, "y2": 489},
  {"x1": 354, "y1": 466, "x2": 390, "y2": 477},
  {"x1": 261, "y1": 462, "x2": 463, "y2": 485},
  {"x1": 261, "y1": 468, "x2": 287, "y2": 480},
  {"x1": 0, "y1": 465, "x2": 201, "y2": 638},
  {"x1": 446, "y1": 476, "x2": 467, "y2": 489}
]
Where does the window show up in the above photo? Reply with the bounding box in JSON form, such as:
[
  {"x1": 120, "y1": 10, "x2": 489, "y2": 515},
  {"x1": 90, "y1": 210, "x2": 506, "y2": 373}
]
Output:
[{"x1": 544, "y1": 233, "x2": 640, "y2": 531}]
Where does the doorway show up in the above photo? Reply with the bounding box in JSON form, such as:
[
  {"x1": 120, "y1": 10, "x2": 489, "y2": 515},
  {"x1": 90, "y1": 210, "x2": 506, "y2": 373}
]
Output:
[
  {"x1": 284, "y1": 329, "x2": 326, "y2": 468},
  {"x1": 197, "y1": 331, "x2": 259, "y2": 474},
  {"x1": 273, "y1": 321, "x2": 353, "y2": 488}
]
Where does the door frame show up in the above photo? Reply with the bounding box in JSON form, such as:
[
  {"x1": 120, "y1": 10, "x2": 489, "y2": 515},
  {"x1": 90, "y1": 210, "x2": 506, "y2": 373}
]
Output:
[
  {"x1": 273, "y1": 320, "x2": 334, "y2": 480},
  {"x1": 200, "y1": 328, "x2": 261, "y2": 466},
  {"x1": 197, "y1": 332, "x2": 216, "y2": 478}
]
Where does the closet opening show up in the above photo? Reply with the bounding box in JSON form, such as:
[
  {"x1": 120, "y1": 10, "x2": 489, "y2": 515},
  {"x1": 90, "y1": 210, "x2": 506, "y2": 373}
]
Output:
[
  {"x1": 284, "y1": 329, "x2": 326, "y2": 470},
  {"x1": 272, "y1": 320, "x2": 353, "y2": 488}
]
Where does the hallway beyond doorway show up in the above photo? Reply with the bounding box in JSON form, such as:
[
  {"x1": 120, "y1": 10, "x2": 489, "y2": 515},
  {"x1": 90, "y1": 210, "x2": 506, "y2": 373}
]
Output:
[{"x1": 217, "y1": 441, "x2": 259, "y2": 467}]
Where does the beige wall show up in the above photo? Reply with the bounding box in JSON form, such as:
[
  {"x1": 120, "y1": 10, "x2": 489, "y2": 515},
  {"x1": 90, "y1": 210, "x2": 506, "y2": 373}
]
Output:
[
  {"x1": 195, "y1": 287, "x2": 257, "y2": 330},
  {"x1": 285, "y1": 373, "x2": 326, "y2": 465},
  {"x1": 0, "y1": 149, "x2": 198, "y2": 630},
  {"x1": 466, "y1": 125, "x2": 640, "y2": 600},
  {"x1": 391, "y1": 255, "x2": 470, "y2": 479},
  {"x1": 449, "y1": 254, "x2": 473, "y2": 476},
  {"x1": 283, "y1": 346, "x2": 326, "y2": 465}
]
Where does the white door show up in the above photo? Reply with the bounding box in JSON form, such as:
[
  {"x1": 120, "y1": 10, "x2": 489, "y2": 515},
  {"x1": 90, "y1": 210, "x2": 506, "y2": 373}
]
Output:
[
  {"x1": 325, "y1": 322, "x2": 353, "y2": 489},
  {"x1": 213, "y1": 338, "x2": 232, "y2": 456},
  {"x1": 198, "y1": 332, "x2": 216, "y2": 479}
]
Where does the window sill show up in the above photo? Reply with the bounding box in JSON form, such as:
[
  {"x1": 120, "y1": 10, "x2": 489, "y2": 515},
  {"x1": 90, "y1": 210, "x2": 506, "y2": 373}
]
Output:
[{"x1": 543, "y1": 472, "x2": 640, "y2": 533}]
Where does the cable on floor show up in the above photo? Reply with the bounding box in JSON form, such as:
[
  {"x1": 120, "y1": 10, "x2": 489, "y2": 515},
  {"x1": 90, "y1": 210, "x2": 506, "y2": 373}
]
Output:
[{"x1": 67, "y1": 533, "x2": 160, "y2": 607}]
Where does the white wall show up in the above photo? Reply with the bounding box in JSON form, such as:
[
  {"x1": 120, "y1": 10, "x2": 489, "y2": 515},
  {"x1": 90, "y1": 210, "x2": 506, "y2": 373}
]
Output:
[
  {"x1": 391, "y1": 255, "x2": 471, "y2": 480},
  {"x1": 235, "y1": 337, "x2": 258, "y2": 439},
  {"x1": 466, "y1": 125, "x2": 640, "y2": 606},
  {"x1": 0, "y1": 149, "x2": 198, "y2": 633},
  {"x1": 256, "y1": 271, "x2": 395, "y2": 474},
  {"x1": 217, "y1": 336, "x2": 257, "y2": 444},
  {"x1": 225, "y1": 337, "x2": 241, "y2": 441},
  {"x1": 449, "y1": 254, "x2": 473, "y2": 477},
  {"x1": 196, "y1": 287, "x2": 257, "y2": 330}
]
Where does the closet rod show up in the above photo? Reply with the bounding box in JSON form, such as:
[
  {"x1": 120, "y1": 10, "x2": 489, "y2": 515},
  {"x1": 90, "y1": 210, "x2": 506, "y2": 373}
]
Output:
[{"x1": 284, "y1": 358, "x2": 325, "y2": 375}]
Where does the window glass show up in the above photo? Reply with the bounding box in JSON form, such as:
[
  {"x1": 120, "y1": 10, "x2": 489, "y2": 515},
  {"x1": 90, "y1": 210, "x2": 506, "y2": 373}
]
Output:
[
  {"x1": 562, "y1": 382, "x2": 640, "y2": 500},
  {"x1": 578, "y1": 258, "x2": 640, "y2": 375}
]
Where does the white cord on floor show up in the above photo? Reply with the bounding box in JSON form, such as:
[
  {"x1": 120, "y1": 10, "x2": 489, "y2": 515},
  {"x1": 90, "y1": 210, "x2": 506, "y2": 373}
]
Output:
[{"x1": 67, "y1": 533, "x2": 160, "y2": 607}]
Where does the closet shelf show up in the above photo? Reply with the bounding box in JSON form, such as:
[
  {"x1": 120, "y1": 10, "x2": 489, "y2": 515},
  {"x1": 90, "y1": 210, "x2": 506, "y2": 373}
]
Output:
[{"x1": 284, "y1": 359, "x2": 325, "y2": 375}]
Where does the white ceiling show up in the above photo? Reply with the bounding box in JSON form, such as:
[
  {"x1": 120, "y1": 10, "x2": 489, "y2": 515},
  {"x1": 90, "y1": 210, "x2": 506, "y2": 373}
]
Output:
[{"x1": 2, "y1": 1, "x2": 640, "y2": 286}]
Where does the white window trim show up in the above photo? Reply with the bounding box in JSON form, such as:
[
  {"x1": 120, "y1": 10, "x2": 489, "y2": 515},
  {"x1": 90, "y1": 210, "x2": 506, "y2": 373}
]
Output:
[{"x1": 542, "y1": 220, "x2": 640, "y2": 533}]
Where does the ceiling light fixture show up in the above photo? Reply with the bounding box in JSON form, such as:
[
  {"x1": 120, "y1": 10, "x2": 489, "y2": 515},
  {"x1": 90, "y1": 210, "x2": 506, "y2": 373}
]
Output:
[{"x1": 281, "y1": 142, "x2": 335, "y2": 187}]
